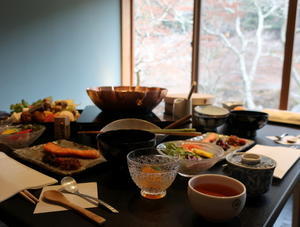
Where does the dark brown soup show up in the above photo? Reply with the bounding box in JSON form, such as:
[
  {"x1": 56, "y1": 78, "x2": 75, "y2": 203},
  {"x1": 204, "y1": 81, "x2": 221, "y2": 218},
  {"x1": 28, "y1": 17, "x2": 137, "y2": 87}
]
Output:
[{"x1": 194, "y1": 183, "x2": 240, "y2": 197}]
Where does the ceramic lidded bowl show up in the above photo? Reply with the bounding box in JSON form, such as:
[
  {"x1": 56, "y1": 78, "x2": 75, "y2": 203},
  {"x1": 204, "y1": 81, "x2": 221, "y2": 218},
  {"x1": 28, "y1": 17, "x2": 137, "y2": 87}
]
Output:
[
  {"x1": 188, "y1": 174, "x2": 246, "y2": 222},
  {"x1": 224, "y1": 152, "x2": 276, "y2": 197},
  {"x1": 193, "y1": 105, "x2": 229, "y2": 132}
]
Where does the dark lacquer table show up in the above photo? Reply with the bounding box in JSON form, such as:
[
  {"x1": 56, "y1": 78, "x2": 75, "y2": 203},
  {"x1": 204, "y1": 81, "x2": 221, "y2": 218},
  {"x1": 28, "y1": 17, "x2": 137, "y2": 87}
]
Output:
[{"x1": 0, "y1": 122, "x2": 299, "y2": 227}]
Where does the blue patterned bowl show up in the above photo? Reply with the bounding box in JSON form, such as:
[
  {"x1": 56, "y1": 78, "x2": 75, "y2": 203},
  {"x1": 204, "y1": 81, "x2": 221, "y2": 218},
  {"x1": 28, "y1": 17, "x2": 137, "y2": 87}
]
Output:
[{"x1": 224, "y1": 152, "x2": 276, "y2": 197}]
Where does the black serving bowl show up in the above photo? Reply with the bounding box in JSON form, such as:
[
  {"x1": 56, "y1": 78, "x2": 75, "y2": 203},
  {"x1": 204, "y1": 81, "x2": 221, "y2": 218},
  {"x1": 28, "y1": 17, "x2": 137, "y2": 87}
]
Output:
[
  {"x1": 97, "y1": 129, "x2": 156, "y2": 168},
  {"x1": 222, "y1": 110, "x2": 268, "y2": 138}
]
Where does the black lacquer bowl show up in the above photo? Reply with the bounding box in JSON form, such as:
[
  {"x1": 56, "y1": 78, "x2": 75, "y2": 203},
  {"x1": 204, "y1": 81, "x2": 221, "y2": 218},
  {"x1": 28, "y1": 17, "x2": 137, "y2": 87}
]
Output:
[
  {"x1": 223, "y1": 110, "x2": 268, "y2": 138},
  {"x1": 97, "y1": 129, "x2": 156, "y2": 168}
]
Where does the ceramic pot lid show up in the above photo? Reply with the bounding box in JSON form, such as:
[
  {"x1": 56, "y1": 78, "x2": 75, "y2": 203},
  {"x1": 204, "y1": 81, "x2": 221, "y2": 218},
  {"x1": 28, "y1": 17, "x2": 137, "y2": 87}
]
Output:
[
  {"x1": 226, "y1": 152, "x2": 276, "y2": 170},
  {"x1": 194, "y1": 105, "x2": 229, "y2": 118}
]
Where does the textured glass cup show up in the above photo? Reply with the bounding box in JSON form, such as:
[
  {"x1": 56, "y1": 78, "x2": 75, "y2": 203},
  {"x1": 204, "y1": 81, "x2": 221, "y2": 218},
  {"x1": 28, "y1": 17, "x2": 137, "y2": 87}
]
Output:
[{"x1": 127, "y1": 148, "x2": 179, "y2": 199}]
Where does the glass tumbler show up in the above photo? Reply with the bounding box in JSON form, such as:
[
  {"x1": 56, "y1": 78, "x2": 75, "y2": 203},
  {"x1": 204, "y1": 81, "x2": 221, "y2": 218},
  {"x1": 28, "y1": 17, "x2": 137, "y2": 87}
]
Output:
[{"x1": 127, "y1": 147, "x2": 179, "y2": 199}]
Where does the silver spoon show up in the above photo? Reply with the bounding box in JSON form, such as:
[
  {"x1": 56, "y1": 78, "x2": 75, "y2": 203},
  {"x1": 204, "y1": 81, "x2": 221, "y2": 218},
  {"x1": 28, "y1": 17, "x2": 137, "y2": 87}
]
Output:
[
  {"x1": 274, "y1": 133, "x2": 288, "y2": 143},
  {"x1": 60, "y1": 176, "x2": 119, "y2": 214}
]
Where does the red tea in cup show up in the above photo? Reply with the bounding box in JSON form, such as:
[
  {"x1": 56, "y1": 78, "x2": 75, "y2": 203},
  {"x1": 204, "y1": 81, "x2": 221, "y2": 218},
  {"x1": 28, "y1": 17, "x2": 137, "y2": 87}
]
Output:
[{"x1": 194, "y1": 183, "x2": 240, "y2": 197}]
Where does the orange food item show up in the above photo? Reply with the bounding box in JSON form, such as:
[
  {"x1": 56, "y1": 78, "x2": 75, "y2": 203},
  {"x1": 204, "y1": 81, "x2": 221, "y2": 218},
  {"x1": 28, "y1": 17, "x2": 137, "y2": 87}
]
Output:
[
  {"x1": 202, "y1": 133, "x2": 218, "y2": 143},
  {"x1": 182, "y1": 143, "x2": 202, "y2": 151},
  {"x1": 43, "y1": 142, "x2": 100, "y2": 159},
  {"x1": 44, "y1": 111, "x2": 55, "y2": 122},
  {"x1": 141, "y1": 166, "x2": 161, "y2": 173},
  {"x1": 232, "y1": 106, "x2": 246, "y2": 111}
]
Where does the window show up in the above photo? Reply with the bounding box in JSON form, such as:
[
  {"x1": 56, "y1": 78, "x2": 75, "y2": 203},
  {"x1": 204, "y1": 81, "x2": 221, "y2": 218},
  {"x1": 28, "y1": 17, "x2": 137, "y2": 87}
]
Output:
[
  {"x1": 121, "y1": 0, "x2": 299, "y2": 111},
  {"x1": 289, "y1": 1, "x2": 300, "y2": 111},
  {"x1": 133, "y1": 0, "x2": 194, "y2": 93}
]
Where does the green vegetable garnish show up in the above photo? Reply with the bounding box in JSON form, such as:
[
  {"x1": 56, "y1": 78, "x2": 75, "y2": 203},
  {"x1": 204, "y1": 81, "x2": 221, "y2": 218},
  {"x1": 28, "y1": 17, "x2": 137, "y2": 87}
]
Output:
[
  {"x1": 163, "y1": 142, "x2": 203, "y2": 159},
  {"x1": 10, "y1": 99, "x2": 29, "y2": 113}
]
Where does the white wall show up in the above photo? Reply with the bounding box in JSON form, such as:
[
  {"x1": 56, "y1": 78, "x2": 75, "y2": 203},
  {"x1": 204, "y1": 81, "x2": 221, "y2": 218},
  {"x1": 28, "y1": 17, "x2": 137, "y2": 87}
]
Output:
[{"x1": 0, "y1": 0, "x2": 120, "y2": 111}]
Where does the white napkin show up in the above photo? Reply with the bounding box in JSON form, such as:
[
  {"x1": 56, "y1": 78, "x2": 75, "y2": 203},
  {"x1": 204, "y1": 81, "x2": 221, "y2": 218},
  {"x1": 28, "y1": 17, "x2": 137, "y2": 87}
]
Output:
[
  {"x1": 34, "y1": 182, "x2": 98, "y2": 214},
  {"x1": 0, "y1": 152, "x2": 57, "y2": 202},
  {"x1": 246, "y1": 145, "x2": 300, "y2": 179}
]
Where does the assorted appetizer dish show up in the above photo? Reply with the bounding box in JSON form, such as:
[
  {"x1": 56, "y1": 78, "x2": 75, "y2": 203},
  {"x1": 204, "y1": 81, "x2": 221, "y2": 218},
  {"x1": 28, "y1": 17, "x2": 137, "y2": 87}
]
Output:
[
  {"x1": 191, "y1": 132, "x2": 249, "y2": 152},
  {"x1": 9, "y1": 97, "x2": 80, "y2": 123}
]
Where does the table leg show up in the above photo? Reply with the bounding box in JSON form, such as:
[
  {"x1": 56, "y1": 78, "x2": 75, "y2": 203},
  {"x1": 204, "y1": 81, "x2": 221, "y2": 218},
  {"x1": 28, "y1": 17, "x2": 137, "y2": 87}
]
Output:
[{"x1": 292, "y1": 181, "x2": 300, "y2": 227}]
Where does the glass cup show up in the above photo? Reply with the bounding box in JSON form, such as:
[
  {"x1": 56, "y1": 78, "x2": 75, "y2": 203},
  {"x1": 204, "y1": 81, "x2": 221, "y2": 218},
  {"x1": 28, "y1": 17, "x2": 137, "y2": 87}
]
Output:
[{"x1": 127, "y1": 147, "x2": 179, "y2": 199}]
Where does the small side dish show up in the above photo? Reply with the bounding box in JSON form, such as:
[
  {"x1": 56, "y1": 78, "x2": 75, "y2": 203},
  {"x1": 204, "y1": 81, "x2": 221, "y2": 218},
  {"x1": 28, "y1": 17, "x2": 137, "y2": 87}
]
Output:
[
  {"x1": 0, "y1": 124, "x2": 45, "y2": 149},
  {"x1": 157, "y1": 141, "x2": 224, "y2": 177}
]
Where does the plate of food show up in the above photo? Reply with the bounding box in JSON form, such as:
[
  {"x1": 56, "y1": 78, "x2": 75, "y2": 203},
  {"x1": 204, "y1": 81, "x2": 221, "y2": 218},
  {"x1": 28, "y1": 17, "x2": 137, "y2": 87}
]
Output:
[
  {"x1": 187, "y1": 132, "x2": 255, "y2": 158},
  {"x1": 11, "y1": 140, "x2": 106, "y2": 175},
  {"x1": 9, "y1": 97, "x2": 80, "y2": 123}
]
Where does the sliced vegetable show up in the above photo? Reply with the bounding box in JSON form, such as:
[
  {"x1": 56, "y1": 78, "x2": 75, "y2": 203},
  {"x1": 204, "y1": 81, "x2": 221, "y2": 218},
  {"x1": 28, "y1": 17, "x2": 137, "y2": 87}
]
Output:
[
  {"x1": 1, "y1": 128, "x2": 19, "y2": 135},
  {"x1": 192, "y1": 149, "x2": 214, "y2": 158}
]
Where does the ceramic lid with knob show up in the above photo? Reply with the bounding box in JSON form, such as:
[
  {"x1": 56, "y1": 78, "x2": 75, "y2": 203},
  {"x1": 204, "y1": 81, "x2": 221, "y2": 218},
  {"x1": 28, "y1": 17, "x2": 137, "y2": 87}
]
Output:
[
  {"x1": 194, "y1": 105, "x2": 229, "y2": 118},
  {"x1": 226, "y1": 152, "x2": 276, "y2": 170}
]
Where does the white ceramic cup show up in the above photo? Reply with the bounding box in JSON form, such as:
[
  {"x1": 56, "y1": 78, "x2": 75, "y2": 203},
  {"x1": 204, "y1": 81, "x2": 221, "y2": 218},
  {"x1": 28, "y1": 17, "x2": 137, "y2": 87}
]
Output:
[
  {"x1": 187, "y1": 174, "x2": 246, "y2": 222},
  {"x1": 172, "y1": 98, "x2": 192, "y2": 119}
]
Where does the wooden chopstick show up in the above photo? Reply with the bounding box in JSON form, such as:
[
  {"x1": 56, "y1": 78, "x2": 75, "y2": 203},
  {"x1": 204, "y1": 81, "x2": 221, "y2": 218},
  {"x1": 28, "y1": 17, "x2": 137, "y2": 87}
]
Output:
[
  {"x1": 19, "y1": 190, "x2": 39, "y2": 204},
  {"x1": 164, "y1": 114, "x2": 192, "y2": 129},
  {"x1": 77, "y1": 128, "x2": 199, "y2": 136}
]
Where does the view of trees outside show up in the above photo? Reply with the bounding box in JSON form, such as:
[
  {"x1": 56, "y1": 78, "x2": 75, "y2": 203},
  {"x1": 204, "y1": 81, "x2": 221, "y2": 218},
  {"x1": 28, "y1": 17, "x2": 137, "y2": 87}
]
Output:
[
  {"x1": 134, "y1": 0, "x2": 193, "y2": 93},
  {"x1": 134, "y1": 0, "x2": 300, "y2": 111},
  {"x1": 290, "y1": 1, "x2": 300, "y2": 112}
]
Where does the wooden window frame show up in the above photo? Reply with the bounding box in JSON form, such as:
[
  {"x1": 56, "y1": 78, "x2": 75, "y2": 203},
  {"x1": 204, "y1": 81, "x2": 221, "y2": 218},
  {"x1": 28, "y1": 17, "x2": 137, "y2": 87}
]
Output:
[
  {"x1": 280, "y1": 0, "x2": 298, "y2": 109},
  {"x1": 121, "y1": 0, "x2": 134, "y2": 86},
  {"x1": 121, "y1": 0, "x2": 298, "y2": 110}
]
